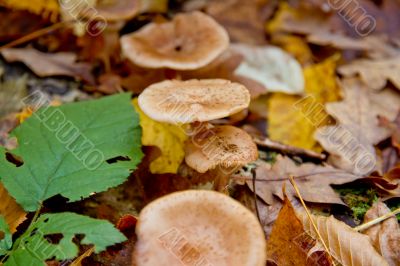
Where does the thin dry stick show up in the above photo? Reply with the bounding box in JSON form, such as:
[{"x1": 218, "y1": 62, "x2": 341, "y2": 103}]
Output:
[
  {"x1": 254, "y1": 137, "x2": 326, "y2": 160},
  {"x1": 0, "y1": 21, "x2": 72, "y2": 51},
  {"x1": 354, "y1": 207, "x2": 400, "y2": 232},
  {"x1": 251, "y1": 168, "x2": 261, "y2": 222},
  {"x1": 289, "y1": 175, "x2": 335, "y2": 264}
]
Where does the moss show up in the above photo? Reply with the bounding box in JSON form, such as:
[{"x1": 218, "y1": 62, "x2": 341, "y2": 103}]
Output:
[
  {"x1": 388, "y1": 201, "x2": 400, "y2": 222},
  {"x1": 335, "y1": 185, "x2": 378, "y2": 223}
]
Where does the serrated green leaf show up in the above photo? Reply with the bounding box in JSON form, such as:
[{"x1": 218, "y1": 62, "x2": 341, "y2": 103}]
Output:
[
  {"x1": 0, "y1": 93, "x2": 143, "y2": 211},
  {"x1": 4, "y1": 212, "x2": 126, "y2": 266},
  {"x1": 0, "y1": 216, "x2": 12, "y2": 256}
]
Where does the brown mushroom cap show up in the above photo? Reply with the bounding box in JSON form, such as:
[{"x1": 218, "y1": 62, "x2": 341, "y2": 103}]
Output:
[
  {"x1": 134, "y1": 190, "x2": 267, "y2": 266},
  {"x1": 138, "y1": 79, "x2": 251, "y2": 124},
  {"x1": 82, "y1": 0, "x2": 139, "y2": 21},
  {"x1": 120, "y1": 11, "x2": 229, "y2": 70},
  {"x1": 185, "y1": 125, "x2": 258, "y2": 173}
]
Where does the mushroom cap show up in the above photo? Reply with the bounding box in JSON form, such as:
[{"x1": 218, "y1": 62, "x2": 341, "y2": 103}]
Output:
[
  {"x1": 120, "y1": 11, "x2": 229, "y2": 70},
  {"x1": 138, "y1": 79, "x2": 251, "y2": 124},
  {"x1": 134, "y1": 190, "x2": 267, "y2": 266},
  {"x1": 82, "y1": 0, "x2": 139, "y2": 21},
  {"x1": 185, "y1": 125, "x2": 258, "y2": 173}
]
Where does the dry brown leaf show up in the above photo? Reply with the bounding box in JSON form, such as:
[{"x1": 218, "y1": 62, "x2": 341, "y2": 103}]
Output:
[
  {"x1": 231, "y1": 44, "x2": 304, "y2": 94},
  {"x1": 234, "y1": 184, "x2": 283, "y2": 239},
  {"x1": 185, "y1": 0, "x2": 275, "y2": 44},
  {"x1": 338, "y1": 56, "x2": 400, "y2": 91},
  {"x1": 0, "y1": 183, "x2": 26, "y2": 233},
  {"x1": 1, "y1": 48, "x2": 95, "y2": 84},
  {"x1": 268, "y1": 1, "x2": 400, "y2": 58},
  {"x1": 267, "y1": 196, "x2": 331, "y2": 265},
  {"x1": 315, "y1": 78, "x2": 400, "y2": 175},
  {"x1": 363, "y1": 202, "x2": 400, "y2": 266},
  {"x1": 298, "y1": 212, "x2": 389, "y2": 266},
  {"x1": 247, "y1": 155, "x2": 361, "y2": 205}
]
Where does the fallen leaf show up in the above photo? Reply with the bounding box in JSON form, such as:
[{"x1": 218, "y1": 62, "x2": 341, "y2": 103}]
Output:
[
  {"x1": 338, "y1": 56, "x2": 400, "y2": 91},
  {"x1": 247, "y1": 155, "x2": 361, "y2": 205},
  {"x1": 267, "y1": 196, "x2": 332, "y2": 265},
  {"x1": 133, "y1": 99, "x2": 188, "y2": 174},
  {"x1": 379, "y1": 112, "x2": 400, "y2": 152},
  {"x1": 268, "y1": 56, "x2": 340, "y2": 151},
  {"x1": 120, "y1": 60, "x2": 167, "y2": 94},
  {"x1": 363, "y1": 202, "x2": 400, "y2": 266},
  {"x1": 0, "y1": 183, "x2": 26, "y2": 233},
  {"x1": 234, "y1": 184, "x2": 283, "y2": 239},
  {"x1": 269, "y1": 34, "x2": 313, "y2": 65},
  {"x1": 1, "y1": 48, "x2": 95, "y2": 84},
  {"x1": 0, "y1": 0, "x2": 59, "y2": 21},
  {"x1": 315, "y1": 78, "x2": 400, "y2": 175},
  {"x1": 185, "y1": 0, "x2": 274, "y2": 44},
  {"x1": 267, "y1": 2, "x2": 330, "y2": 36},
  {"x1": 231, "y1": 44, "x2": 304, "y2": 94},
  {"x1": 298, "y1": 212, "x2": 389, "y2": 266},
  {"x1": 0, "y1": 9, "x2": 50, "y2": 43}
]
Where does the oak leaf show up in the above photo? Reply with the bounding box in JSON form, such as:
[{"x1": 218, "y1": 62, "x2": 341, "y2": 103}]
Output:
[
  {"x1": 363, "y1": 202, "x2": 400, "y2": 266},
  {"x1": 247, "y1": 155, "x2": 361, "y2": 205},
  {"x1": 338, "y1": 56, "x2": 400, "y2": 91},
  {"x1": 267, "y1": 196, "x2": 331, "y2": 266},
  {"x1": 315, "y1": 78, "x2": 400, "y2": 175},
  {"x1": 298, "y1": 212, "x2": 389, "y2": 266},
  {"x1": 268, "y1": 56, "x2": 340, "y2": 151}
]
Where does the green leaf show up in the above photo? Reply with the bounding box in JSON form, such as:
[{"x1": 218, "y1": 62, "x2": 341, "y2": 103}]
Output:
[
  {"x1": 4, "y1": 212, "x2": 126, "y2": 265},
  {"x1": 0, "y1": 93, "x2": 143, "y2": 211},
  {"x1": 0, "y1": 216, "x2": 12, "y2": 256}
]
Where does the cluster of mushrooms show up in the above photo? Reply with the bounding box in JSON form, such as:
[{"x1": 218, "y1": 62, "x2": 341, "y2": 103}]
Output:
[{"x1": 121, "y1": 12, "x2": 267, "y2": 266}]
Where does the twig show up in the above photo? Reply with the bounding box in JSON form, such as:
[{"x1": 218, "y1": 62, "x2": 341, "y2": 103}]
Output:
[
  {"x1": 289, "y1": 175, "x2": 335, "y2": 264},
  {"x1": 251, "y1": 168, "x2": 261, "y2": 222},
  {"x1": 354, "y1": 207, "x2": 400, "y2": 232},
  {"x1": 254, "y1": 137, "x2": 326, "y2": 160},
  {"x1": 0, "y1": 21, "x2": 72, "y2": 51}
]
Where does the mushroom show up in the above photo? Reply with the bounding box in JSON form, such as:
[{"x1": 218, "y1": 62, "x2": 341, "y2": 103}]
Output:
[
  {"x1": 138, "y1": 79, "x2": 257, "y2": 192},
  {"x1": 120, "y1": 11, "x2": 229, "y2": 70},
  {"x1": 134, "y1": 190, "x2": 267, "y2": 266},
  {"x1": 185, "y1": 125, "x2": 258, "y2": 191},
  {"x1": 138, "y1": 79, "x2": 250, "y2": 124}
]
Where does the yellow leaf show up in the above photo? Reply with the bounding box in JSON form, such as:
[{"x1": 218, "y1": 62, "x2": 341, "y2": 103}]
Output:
[
  {"x1": 270, "y1": 35, "x2": 313, "y2": 65},
  {"x1": 133, "y1": 98, "x2": 188, "y2": 174},
  {"x1": 0, "y1": 184, "x2": 26, "y2": 233},
  {"x1": 267, "y1": 55, "x2": 341, "y2": 151},
  {"x1": 1, "y1": 0, "x2": 59, "y2": 21}
]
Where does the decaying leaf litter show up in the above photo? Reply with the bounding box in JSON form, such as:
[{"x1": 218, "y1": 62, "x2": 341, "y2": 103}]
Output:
[{"x1": 0, "y1": 0, "x2": 399, "y2": 265}]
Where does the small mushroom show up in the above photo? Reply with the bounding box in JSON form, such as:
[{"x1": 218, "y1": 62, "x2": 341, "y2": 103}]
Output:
[
  {"x1": 138, "y1": 79, "x2": 250, "y2": 124},
  {"x1": 134, "y1": 190, "x2": 267, "y2": 266},
  {"x1": 185, "y1": 125, "x2": 258, "y2": 191},
  {"x1": 120, "y1": 11, "x2": 229, "y2": 70}
]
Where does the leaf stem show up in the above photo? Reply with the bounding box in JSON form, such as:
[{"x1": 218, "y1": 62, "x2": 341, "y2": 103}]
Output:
[
  {"x1": 289, "y1": 175, "x2": 335, "y2": 264},
  {"x1": 354, "y1": 207, "x2": 400, "y2": 232}
]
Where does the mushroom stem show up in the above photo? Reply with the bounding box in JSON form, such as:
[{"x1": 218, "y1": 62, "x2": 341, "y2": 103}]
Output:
[{"x1": 212, "y1": 166, "x2": 237, "y2": 194}]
